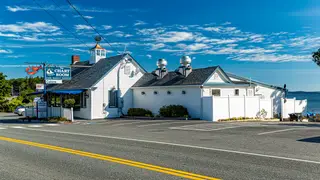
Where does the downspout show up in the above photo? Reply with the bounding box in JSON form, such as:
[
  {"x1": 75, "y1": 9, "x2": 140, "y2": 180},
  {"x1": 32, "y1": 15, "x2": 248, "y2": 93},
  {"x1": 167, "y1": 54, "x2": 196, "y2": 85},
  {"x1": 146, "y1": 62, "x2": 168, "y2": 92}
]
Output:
[{"x1": 117, "y1": 58, "x2": 129, "y2": 117}]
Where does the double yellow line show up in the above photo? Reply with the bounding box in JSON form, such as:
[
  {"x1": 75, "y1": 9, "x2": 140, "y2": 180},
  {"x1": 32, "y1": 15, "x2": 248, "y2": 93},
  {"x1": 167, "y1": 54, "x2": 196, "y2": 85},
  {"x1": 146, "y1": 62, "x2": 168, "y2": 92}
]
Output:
[{"x1": 0, "y1": 136, "x2": 220, "y2": 180}]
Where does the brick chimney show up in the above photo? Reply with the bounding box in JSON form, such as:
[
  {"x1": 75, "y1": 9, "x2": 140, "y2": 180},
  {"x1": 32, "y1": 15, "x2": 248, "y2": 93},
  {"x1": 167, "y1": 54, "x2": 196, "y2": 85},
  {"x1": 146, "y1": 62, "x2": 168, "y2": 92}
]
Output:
[{"x1": 71, "y1": 55, "x2": 80, "y2": 64}]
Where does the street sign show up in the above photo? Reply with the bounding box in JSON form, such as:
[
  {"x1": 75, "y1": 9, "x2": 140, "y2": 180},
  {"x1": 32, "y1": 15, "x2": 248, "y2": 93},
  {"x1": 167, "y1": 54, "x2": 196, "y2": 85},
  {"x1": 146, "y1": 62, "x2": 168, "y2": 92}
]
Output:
[
  {"x1": 36, "y1": 84, "x2": 44, "y2": 92},
  {"x1": 45, "y1": 66, "x2": 71, "y2": 80},
  {"x1": 45, "y1": 80, "x2": 63, "y2": 84}
]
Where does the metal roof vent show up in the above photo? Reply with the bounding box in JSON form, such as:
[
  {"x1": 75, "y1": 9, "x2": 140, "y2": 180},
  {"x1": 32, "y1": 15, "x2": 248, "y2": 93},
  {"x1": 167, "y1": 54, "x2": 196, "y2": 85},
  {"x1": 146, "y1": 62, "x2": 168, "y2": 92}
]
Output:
[
  {"x1": 157, "y1": 58, "x2": 167, "y2": 69},
  {"x1": 180, "y1": 55, "x2": 192, "y2": 66},
  {"x1": 176, "y1": 55, "x2": 192, "y2": 77},
  {"x1": 152, "y1": 58, "x2": 168, "y2": 79}
]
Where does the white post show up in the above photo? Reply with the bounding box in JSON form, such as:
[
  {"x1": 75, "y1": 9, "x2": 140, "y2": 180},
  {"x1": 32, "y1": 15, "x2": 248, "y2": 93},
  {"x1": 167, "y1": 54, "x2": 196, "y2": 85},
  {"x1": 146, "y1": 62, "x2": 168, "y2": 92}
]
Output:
[
  {"x1": 280, "y1": 98, "x2": 284, "y2": 121},
  {"x1": 293, "y1": 97, "x2": 296, "y2": 113},
  {"x1": 228, "y1": 95, "x2": 231, "y2": 119},
  {"x1": 258, "y1": 96, "x2": 261, "y2": 112},
  {"x1": 71, "y1": 107, "x2": 74, "y2": 122},
  {"x1": 211, "y1": 95, "x2": 215, "y2": 122},
  {"x1": 271, "y1": 98, "x2": 274, "y2": 118},
  {"x1": 244, "y1": 95, "x2": 246, "y2": 118}
]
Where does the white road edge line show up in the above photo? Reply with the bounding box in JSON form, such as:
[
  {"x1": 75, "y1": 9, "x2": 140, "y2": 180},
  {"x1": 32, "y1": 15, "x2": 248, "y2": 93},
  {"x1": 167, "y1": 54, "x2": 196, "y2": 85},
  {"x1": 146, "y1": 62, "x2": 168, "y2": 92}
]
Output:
[
  {"x1": 10, "y1": 126, "x2": 25, "y2": 129},
  {"x1": 13, "y1": 127, "x2": 320, "y2": 165},
  {"x1": 137, "y1": 121, "x2": 199, "y2": 127},
  {"x1": 111, "y1": 121, "x2": 150, "y2": 127},
  {"x1": 258, "y1": 128, "x2": 299, "y2": 135},
  {"x1": 169, "y1": 126, "x2": 243, "y2": 131}
]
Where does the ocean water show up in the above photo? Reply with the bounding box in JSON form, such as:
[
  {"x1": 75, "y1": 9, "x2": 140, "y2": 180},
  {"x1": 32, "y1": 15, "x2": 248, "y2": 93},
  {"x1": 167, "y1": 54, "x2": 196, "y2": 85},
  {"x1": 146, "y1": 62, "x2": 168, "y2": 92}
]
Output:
[{"x1": 287, "y1": 92, "x2": 320, "y2": 113}]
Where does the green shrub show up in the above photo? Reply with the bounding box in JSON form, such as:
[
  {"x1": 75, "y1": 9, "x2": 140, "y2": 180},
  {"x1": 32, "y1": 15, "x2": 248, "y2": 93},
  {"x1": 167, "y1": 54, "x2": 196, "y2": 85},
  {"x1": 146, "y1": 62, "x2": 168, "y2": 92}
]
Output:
[
  {"x1": 64, "y1": 99, "x2": 75, "y2": 108},
  {"x1": 128, "y1": 108, "x2": 153, "y2": 116},
  {"x1": 159, "y1": 105, "x2": 189, "y2": 117}
]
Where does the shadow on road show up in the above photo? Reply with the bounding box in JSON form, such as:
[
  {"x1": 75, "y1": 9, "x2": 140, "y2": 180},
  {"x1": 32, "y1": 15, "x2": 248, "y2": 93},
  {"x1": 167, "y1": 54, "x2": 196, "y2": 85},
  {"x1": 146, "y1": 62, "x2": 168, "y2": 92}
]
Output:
[{"x1": 298, "y1": 136, "x2": 320, "y2": 143}]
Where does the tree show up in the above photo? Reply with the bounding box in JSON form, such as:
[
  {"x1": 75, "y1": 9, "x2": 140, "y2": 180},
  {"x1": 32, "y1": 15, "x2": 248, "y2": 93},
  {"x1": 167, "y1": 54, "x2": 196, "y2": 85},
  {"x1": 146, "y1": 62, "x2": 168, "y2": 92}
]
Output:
[
  {"x1": 312, "y1": 48, "x2": 320, "y2": 66},
  {"x1": 0, "y1": 73, "x2": 11, "y2": 98}
]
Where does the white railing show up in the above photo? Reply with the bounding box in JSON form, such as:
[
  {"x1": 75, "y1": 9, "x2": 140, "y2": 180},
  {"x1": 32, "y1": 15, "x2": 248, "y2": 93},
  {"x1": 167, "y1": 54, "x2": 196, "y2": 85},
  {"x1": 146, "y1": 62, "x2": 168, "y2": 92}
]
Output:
[
  {"x1": 25, "y1": 106, "x2": 73, "y2": 121},
  {"x1": 202, "y1": 95, "x2": 273, "y2": 121},
  {"x1": 281, "y1": 98, "x2": 307, "y2": 118}
]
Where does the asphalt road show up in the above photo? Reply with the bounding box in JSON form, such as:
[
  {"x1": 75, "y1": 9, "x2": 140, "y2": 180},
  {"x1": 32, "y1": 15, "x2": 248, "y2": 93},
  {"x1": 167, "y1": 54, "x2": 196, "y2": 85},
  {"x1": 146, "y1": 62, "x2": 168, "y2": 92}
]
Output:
[{"x1": 1, "y1": 114, "x2": 320, "y2": 179}]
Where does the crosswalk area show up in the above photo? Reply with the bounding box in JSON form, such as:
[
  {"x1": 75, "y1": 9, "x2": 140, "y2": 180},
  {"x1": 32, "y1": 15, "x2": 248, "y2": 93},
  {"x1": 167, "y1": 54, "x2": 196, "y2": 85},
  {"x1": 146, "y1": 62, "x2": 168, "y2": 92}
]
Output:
[{"x1": 0, "y1": 123, "x2": 61, "y2": 130}]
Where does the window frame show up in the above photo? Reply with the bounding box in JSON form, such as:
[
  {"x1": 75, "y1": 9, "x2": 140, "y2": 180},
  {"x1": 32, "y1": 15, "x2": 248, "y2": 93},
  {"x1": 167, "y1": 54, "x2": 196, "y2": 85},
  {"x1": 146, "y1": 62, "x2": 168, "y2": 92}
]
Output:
[
  {"x1": 234, "y1": 89, "x2": 240, "y2": 96},
  {"x1": 211, "y1": 89, "x2": 221, "y2": 96},
  {"x1": 108, "y1": 89, "x2": 118, "y2": 108}
]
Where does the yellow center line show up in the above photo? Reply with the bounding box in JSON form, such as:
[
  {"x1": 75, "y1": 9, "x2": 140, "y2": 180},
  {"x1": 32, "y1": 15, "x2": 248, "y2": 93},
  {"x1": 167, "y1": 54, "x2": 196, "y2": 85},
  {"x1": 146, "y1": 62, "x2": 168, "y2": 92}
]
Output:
[{"x1": 0, "y1": 136, "x2": 220, "y2": 180}]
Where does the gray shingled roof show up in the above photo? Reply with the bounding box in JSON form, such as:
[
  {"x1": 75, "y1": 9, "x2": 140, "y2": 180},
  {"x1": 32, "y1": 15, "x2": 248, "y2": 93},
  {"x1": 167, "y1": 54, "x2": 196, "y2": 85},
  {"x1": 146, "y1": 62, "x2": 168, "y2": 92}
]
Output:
[
  {"x1": 133, "y1": 66, "x2": 218, "y2": 87},
  {"x1": 48, "y1": 54, "x2": 125, "y2": 90}
]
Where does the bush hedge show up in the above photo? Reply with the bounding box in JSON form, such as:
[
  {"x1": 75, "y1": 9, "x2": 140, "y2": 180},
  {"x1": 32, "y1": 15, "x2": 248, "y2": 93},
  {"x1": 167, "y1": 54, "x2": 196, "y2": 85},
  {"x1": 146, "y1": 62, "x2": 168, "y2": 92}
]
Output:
[
  {"x1": 128, "y1": 108, "x2": 153, "y2": 117},
  {"x1": 159, "y1": 105, "x2": 189, "y2": 117}
]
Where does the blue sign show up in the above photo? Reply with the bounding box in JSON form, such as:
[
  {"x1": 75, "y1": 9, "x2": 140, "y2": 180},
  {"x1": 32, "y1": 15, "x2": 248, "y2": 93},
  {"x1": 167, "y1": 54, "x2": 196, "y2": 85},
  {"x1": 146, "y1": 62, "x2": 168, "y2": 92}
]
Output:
[{"x1": 45, "y1": 66, "x2": 71, "y2": 80}]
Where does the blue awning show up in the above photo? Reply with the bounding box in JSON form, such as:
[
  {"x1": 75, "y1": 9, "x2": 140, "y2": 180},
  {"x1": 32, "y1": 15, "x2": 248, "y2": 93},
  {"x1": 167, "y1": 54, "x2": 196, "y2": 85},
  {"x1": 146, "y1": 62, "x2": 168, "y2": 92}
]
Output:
[{"x1": 49, "y1": 89, "x2": 84, "y2": 94}]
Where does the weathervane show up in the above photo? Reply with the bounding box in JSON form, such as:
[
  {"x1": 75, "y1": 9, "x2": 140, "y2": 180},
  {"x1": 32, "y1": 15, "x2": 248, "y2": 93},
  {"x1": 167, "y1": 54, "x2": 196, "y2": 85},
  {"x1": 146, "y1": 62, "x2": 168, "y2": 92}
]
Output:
[{"x1": 94, "y1": 36, "x2": 102, "y2": 44}]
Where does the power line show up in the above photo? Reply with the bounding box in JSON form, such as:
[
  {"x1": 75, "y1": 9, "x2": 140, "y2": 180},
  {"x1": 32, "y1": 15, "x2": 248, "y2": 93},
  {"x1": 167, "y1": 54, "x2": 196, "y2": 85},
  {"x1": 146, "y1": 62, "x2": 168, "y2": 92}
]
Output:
[
  {"x1": 65, "y1": 0, "x2": 122, "y2": 54},
  {"x1": 32, "y1": 0, "x2": 90, "y2": 49}
]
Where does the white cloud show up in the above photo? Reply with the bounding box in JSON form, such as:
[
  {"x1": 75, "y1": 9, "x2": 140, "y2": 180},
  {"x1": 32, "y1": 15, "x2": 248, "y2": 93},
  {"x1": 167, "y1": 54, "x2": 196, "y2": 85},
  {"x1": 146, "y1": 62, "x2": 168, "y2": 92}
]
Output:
[
  {"x1": 106, "y1": 31, "x2": 132, "y2": 38},
  {"x1": 0, "y1": 49, "x2": 12, "y2": 54},
  {"x1": 0, "y1": 32, "x2": 19, "y2": 37},
  {"x1": 268, "y1": 44, "x2": 283, "y2": 49},
  {"x1": 202, "y1": 26, "x2": 222, "y2": 32},
  {"x1": 74, "y1": 15, "x2": 94, "y2": 19},
  {"x1": 118, "y1": 25, "x2": 126, "y2": 28},
  {"x1": 103, "y1": 25, "x2": 112, "y2": 30},
  {"x1": 192, "y1": 57, "x2": 196, "y2": 60},
  {"x1": 222, "y1": 22, "x2": 232, "y2": 25},
  {"x1": 151, "y1": 43, "x2": 166, "y2": 50},
  {"x1": 134, "y1": 20, "x2": 147, "y2": 26},
  {"x1": 75, "y1": 24, "x2": 92, "y2": 30},
  {"x1": 290, "y1": 36, "x2": 320, "y2": 50},
  {"x1": 146, "y1": 54, "x2": 152, "y2": 59},
  {"x1": 156, "y1": 31, "x2": 194, "y2": 42},
  {"x1": 231, "y1": 54, "x2": 311, "y2": 62},
  {"x1": 176, "y1": 43, "x2": 210, "y2": 51},
  {"x1": 6, "y1": 55, "x2": 25, "y2": 58},
  {"x1": 0, "y1": 22, "x2": 59, "y2": 33},
  {"x1": 69, "y1": 48, "x2": 89, "y2": 53},
  {"x1": 6, "y1": 6, "x2": 30, "y2": 12},
  {"x1": 249, "y1": 34, "x2": 265, "y2": 42}
]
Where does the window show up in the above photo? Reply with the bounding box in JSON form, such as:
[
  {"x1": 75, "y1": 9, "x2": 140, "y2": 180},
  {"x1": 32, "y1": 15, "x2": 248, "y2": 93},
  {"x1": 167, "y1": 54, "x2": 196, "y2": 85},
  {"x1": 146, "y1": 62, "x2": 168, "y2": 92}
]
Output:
[
  {"x1": 167, "y1": 91, "x2": 171, "y2": 95},
  {"x1": 124, "y1": 65, "x2": 131, "y2": 75},
  {"x1": 235, "y1": 89, "x2": 239, "y2": 96},
  {"x1": 211, "y1": 89, "x2": 220, "y2": 96},
  {"x1": 141, "y1": 91, "x2": 146, "y2": 95},
  {"x1": 154, "y1": 91, "x2": 158, "y2": 95},
  {"x1": 247, "y1": 89, "x2": 253, "y2": 96},
  {"x1": 109, "y1": 89, "x2": 118, "y2": 108},
  {"x1": 101, "y1": 50, "x2": 105, "y2": 56},
  {"x1": 96, "y1": 50, "x2": 101, "y2": 56},
  {"x1": 182, "y1": 90, "x2": 186, "y2": 94}
]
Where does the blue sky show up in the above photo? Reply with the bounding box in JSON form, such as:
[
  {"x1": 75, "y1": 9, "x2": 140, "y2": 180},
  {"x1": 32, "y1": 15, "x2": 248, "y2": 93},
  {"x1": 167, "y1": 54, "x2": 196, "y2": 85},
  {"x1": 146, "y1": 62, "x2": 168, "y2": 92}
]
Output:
[{"x1": 0, "y1": 0, "x2": 319, "y2": 91}]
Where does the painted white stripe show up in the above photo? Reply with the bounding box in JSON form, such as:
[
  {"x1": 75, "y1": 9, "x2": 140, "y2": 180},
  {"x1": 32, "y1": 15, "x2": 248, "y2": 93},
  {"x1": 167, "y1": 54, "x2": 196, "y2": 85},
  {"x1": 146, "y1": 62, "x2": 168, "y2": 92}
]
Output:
[
  {"x1": 15, "y1": 127, "x2": 320, "y2": 165},
  {"x1": 27, "y1": 125, "x2": 43, "y2": 128},
  {"x1": 137, "y1": 121, "x2": 196, "y2": 127},
  {"x1": 10, "y1": 126, "x2": 25, "y2": 129},
  {"x1": 44, "y1": 124, "x2": 60, "y2": 126},
  {"x1": 111, "y1": 121, "x2": 148, "y2": 127},
  {"x1": 258, "y1": 128, "x2": 298, "y2": 135},
  {"x1": 0, "y1": 127, "x2": 7, "y2": 130},
  {"x1": 170, "y1": 126, "x2": 243, "y2": 132}
]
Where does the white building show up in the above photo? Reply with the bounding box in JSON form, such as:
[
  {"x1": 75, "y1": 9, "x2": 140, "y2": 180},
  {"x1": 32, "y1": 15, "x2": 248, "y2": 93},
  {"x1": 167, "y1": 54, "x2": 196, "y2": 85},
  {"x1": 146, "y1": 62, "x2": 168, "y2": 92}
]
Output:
[{"x1": 46, "y1": 39, "x2": 305, "y2": 121}]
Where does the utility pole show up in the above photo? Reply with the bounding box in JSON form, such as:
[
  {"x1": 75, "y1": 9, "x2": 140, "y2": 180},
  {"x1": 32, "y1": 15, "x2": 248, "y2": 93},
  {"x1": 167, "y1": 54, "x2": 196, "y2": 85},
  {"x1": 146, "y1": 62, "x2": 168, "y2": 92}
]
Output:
[{"x1": 25, "y1": 62, "x2": 48, "y2": 120}]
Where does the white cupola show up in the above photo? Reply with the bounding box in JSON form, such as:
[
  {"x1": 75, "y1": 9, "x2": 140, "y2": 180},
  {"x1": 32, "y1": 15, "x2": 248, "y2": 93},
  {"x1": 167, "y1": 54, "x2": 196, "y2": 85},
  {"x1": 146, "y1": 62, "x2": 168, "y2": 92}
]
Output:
[{"x1": 90, "y1": 36, "x2": 106, "y2": 64}]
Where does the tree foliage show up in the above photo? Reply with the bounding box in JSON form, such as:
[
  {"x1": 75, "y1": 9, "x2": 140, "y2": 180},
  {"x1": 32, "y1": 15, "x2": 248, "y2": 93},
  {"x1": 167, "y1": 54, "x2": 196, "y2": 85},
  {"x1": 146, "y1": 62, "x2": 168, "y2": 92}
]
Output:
[
  {"x1": 312, "y1": 48, "x2": 320, "y2": 66},
  {"x1": 0, "y1": 74, "x2": 43, "y2": 112}
]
